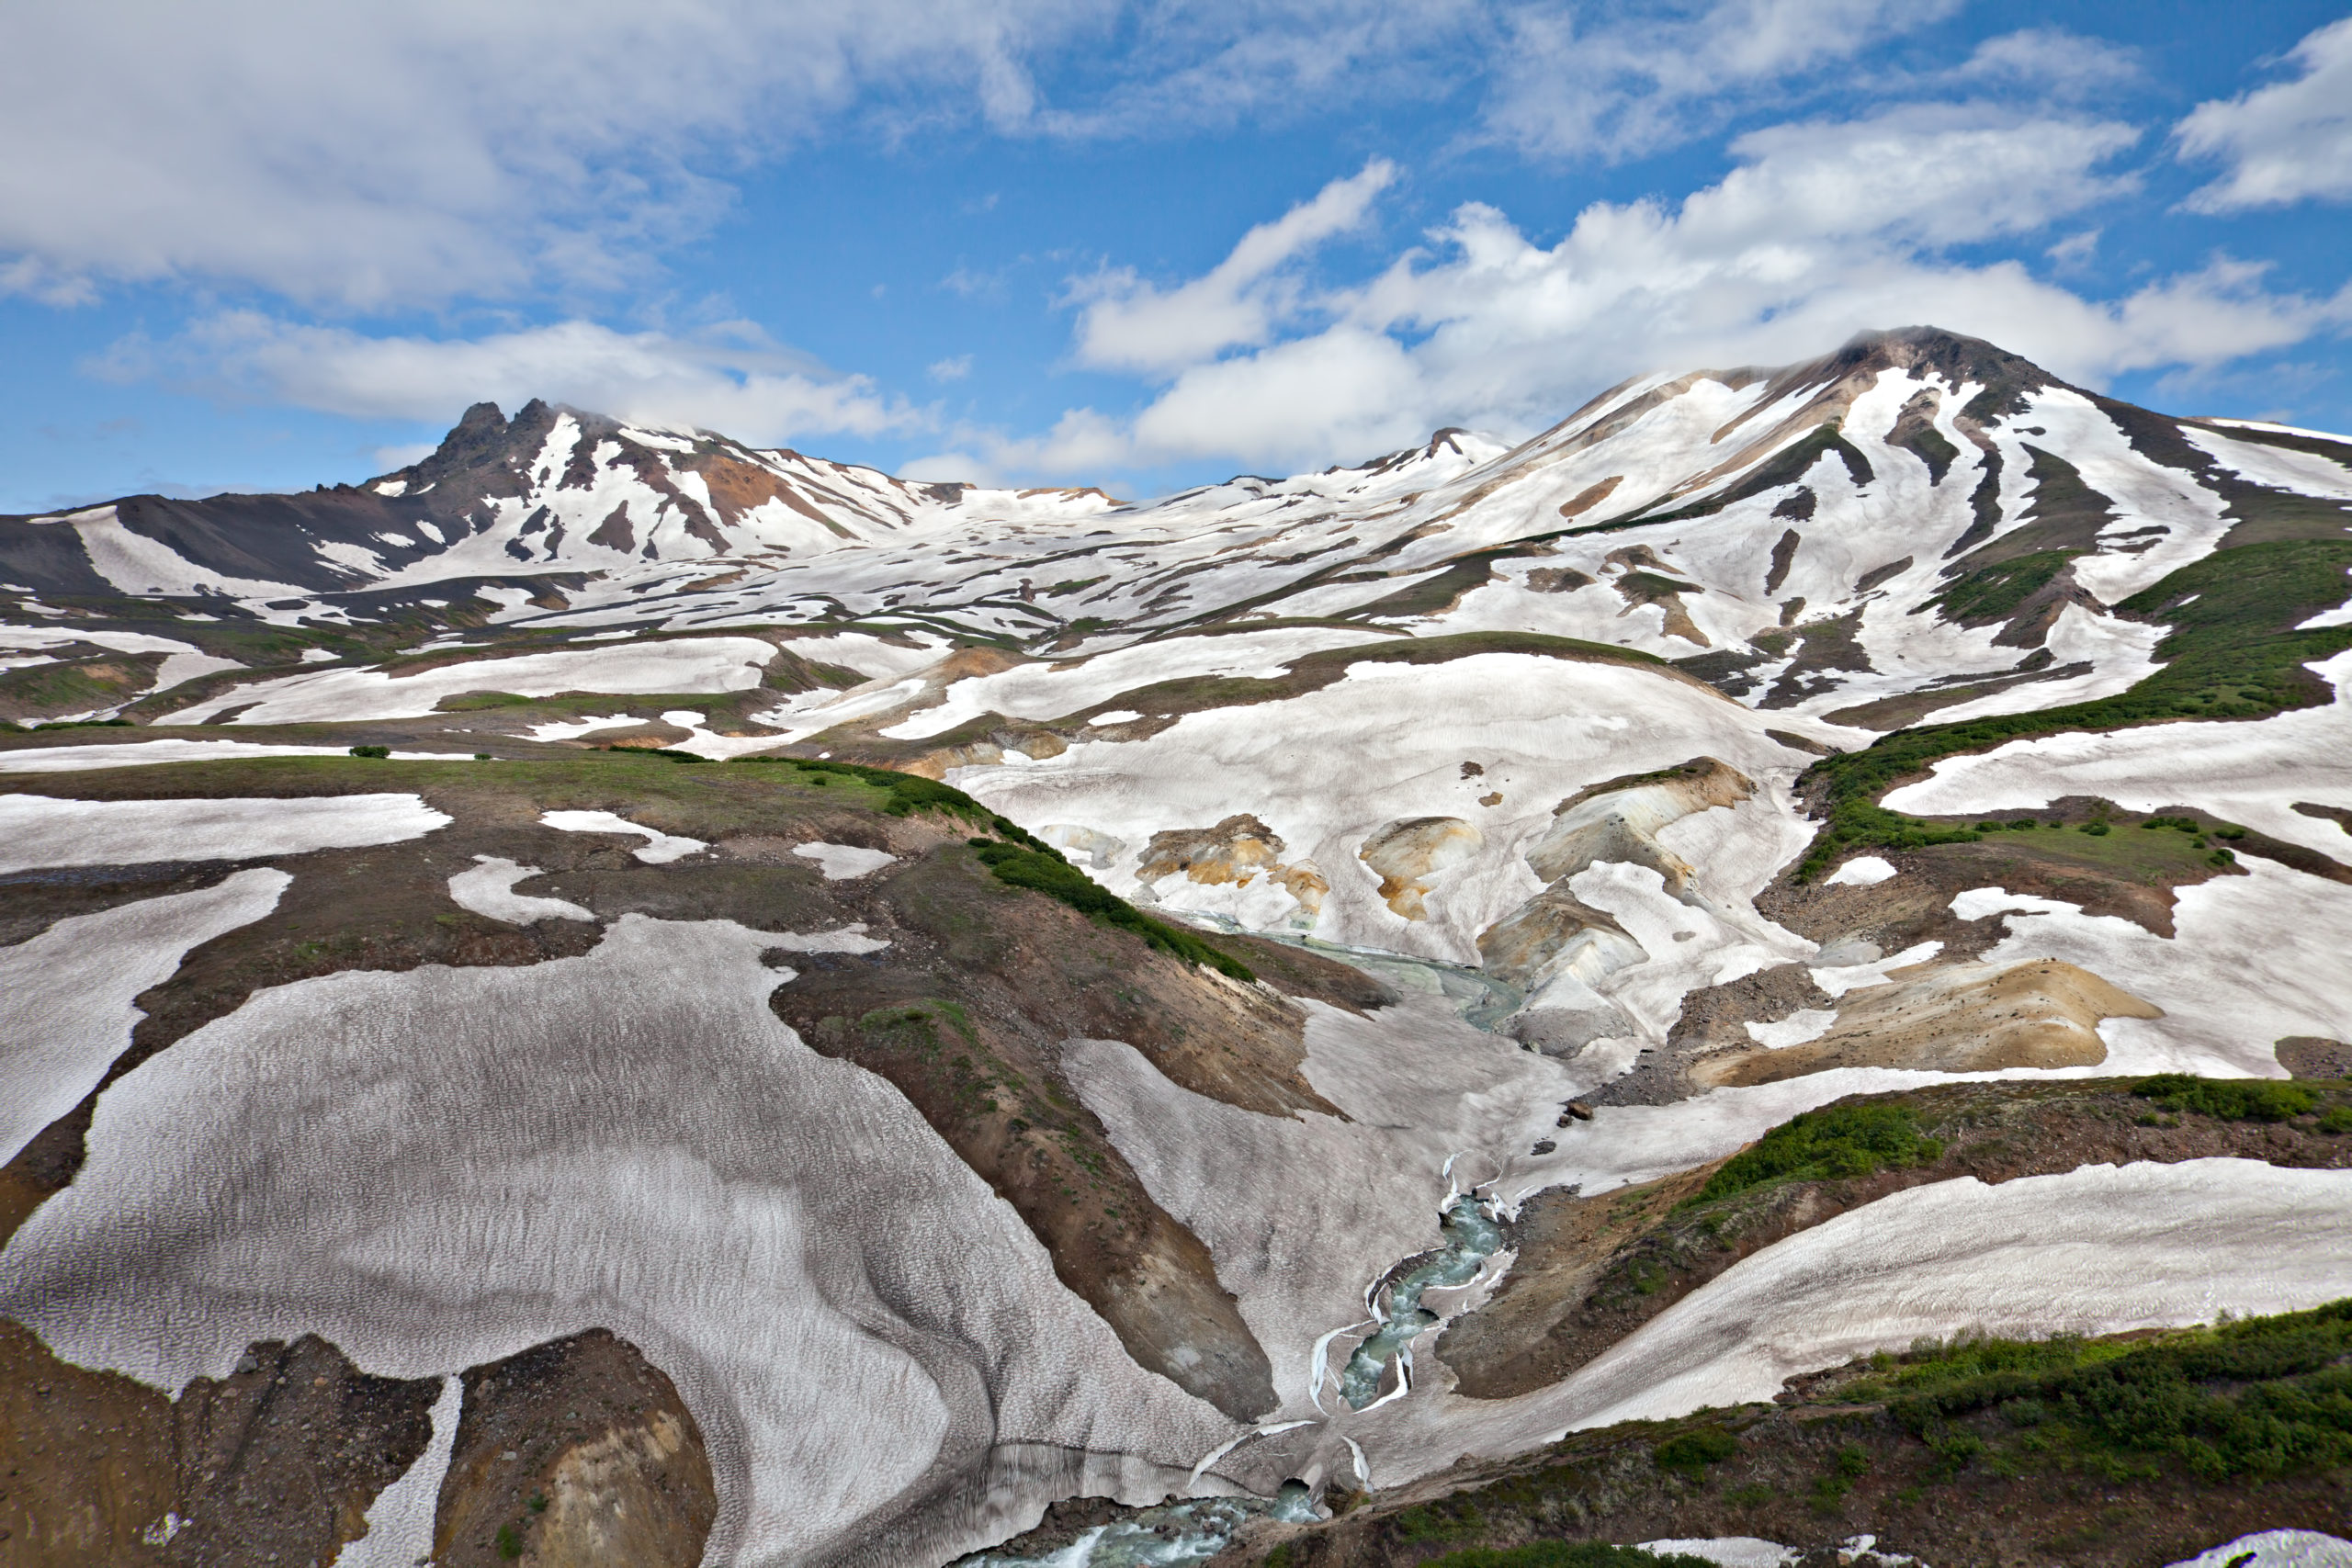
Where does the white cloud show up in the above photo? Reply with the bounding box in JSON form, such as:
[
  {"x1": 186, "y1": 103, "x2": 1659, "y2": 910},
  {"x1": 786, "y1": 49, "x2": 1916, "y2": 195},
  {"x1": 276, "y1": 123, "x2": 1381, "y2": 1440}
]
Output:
[
  {"x1": 2176, "y1": 17, "x2": 2352, "y2": 211},
  {"x1": 0, "y1": 0, "x2": 1102, "y2": 308},
  {"x1": 1485, "y1": 0, "x2": 1961, "y2": 159},
  {"x1": 928, "y1": 355, "x2": 976, "y2": 381},
  {"x1": 991, "y1": 107, "x2": 2348, "y2": 475},
  {"x1": 1069, "y1": 159, "x2": 1394, "y2": 375},
  {"x1": 1950, "y1": 28, "x2": 2141, "y2": 94},
  {"x1": 97, "y1": 314, "x2": 921, "y2": 446}
]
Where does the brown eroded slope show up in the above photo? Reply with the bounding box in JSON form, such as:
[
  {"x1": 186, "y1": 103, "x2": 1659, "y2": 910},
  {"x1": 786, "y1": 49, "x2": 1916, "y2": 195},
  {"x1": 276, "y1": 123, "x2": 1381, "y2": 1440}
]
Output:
[
  {"x1": 1688, "y1": 958, "x2": 2162, "y2": 1087},
  {"x1": 1439, "y1": 1077, "x2": 2352, "y2": 1401}
]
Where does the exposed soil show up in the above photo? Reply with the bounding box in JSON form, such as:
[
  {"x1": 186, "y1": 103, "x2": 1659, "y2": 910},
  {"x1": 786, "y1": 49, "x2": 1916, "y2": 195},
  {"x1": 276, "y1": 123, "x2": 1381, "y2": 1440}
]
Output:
[
  {"x1": 1689, "y1": 959, "x2": 2162, "y2": 1089},
  {"x1": 1759, "y1": 795, "x2": 2271, "y2": 952},
  {"x1": 0, "y1": 1318, "x2": 437, "y2": 1567},
  {"x1": 769, "y1": 840, "x2": 1308, "y2": 1417},
  {"x1": 435, "y1": 1328, "x2": 716, "y2": 1568},
  {"x1": 1436, "y1": 1077, "x2": 2352, "y2": 1401},
  {"x1": 1755, "y1": 612, "x2": 1871, "y2": 710},
  {"x1": 2278, "y1": 1035, "x2": 2352, "y2": 1079},
  {"x1": 1821, "y1": 657, "x2": 2094, "y2": 730}
]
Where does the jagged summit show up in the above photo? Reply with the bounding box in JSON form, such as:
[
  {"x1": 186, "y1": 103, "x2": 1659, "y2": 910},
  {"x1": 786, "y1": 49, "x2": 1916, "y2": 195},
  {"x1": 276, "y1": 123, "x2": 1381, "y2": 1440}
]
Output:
[{"x1": 4, "y1": 324, "x2": 2346, "y2": 650}]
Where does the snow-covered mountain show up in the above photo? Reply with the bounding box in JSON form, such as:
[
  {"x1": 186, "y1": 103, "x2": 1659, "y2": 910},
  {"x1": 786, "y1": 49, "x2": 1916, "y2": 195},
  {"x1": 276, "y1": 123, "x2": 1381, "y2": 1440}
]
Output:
[
  {"x1": 10, "y1": 327, "x2": 2347, "y2": 719},
  {"x1": 6, "y1": 327, "x2": 2352, "y2": 1567}
]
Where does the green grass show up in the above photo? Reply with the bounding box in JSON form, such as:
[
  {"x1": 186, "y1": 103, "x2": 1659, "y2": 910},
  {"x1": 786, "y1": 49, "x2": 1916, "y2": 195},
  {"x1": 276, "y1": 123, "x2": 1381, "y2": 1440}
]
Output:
[
  {"x1": 2132, "y1": 1074, "x2": 2318, "y2": 1122},
  {"x1": 1794, "y1": 539, "x2": 2352, "y2": 879},
  {"x1": 1939, "y1": 811, "x2": 2232, "y2": 884},
  {"x1": 1686, "y1": 1103, "x2": 1944, "y2": 1207},
  {"x1": 1846, "y1": 1298, "x2": 2352, "y2": 1482},
  {"x1": 968, "y1": 839, "x2": 1256, "y2": 980}
]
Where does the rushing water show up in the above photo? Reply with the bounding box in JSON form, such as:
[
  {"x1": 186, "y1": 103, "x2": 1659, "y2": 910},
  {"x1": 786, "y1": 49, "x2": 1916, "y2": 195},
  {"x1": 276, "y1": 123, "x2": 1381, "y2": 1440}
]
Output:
[
  {"x1": 956, "y1": 1483, "x2": 1321, "y2": 1567},
  {"x1": 1337, "y1": 1194, "x2": 1508, "y2": 1408}
]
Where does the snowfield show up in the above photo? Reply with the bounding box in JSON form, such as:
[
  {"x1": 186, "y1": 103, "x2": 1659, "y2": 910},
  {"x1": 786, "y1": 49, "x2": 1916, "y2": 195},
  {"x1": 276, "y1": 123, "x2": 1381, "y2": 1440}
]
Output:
[
  {"x1": 157, "y1": 637, "x2": 781, "y2": 725},
  {"x1": 0, "y1": 868, "x2": 288, "y2": 1162},
  {"x1": 954, "y1": 653, "x2": 1814, "y2": 962},
  {"x1": 1885, "y1": 649, "x2": 2352, "y2": 860},
  {"x1": 0, "y1": 916, "x2": 1238, "y2": 1567},
  {"x1": 0, "y1": 791, "x2": 450, "y2": 871}
]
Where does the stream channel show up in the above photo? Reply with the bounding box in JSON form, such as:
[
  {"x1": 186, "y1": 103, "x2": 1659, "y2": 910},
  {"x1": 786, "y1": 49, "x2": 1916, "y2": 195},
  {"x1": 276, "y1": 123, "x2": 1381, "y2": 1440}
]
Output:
[
  {"x1": 957, "y1": 1483, "x2": 1319, "y2": 1567},
  {"x1": 960, "y1": 924, "x2": 1517, "y2": 1564}
]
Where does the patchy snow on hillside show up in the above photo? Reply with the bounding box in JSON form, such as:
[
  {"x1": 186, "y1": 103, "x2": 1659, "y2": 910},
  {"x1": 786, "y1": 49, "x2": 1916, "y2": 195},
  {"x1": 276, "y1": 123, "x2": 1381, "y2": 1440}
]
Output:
[
  {"x1": 156, "y1": 637, "x2": 780, "y2": 725},
  {"x1": 0, "y1": 739, "x2": 373, "y2": 771},
  {"x1": 1555, "y1": 1160, "x2": 2352, "y2": 1432},
  {"x1": 0, "y1": 792, "x2": 449, "y2": 872},
  {"x1": 792, "y1": 841, "x2": 898, "y2": 880},
  {"x1": 0, "y1": 625, "x2": 244, "y2": 694},
  {"x1": 1884, "y1": 650, "x2": 2352, "y2": 859},
  {"x1": 447, "y1": 857, "x2": 595, "y2": 923},
  {"x1": 1955, "y1": 861, "x2": 2352, "y2": 1078},
  {"x1": 882, "y1": 626, "x2": 1384, "y2": 739},
  {"x1": 1065, "y1": 996, "x2": 1576, "y2": 1417},
  {"x1": 2168, "y1": 1530, "x2": 2352, "y2": 1568},
  {"x1": 26, "y1": 505, "x2": 307, "y2": 600},
  {"x1": 1316, "y1": 1159, "x2": 2352, "y2": 1495},
  {"x1": 0, "y1": 868, "x2": 288, "y2": 1161},
  {"x1": 332, "y1": 1374, "x2": 461, "y2": 1568},
  {"x1": 2180, "y1": 424, "x2": 2352, "y2": 501},
  {"x1": 0, "y1": 915, "x2": 1238, "y2": 1567},
  {"x1": 955, "y1": 653, "x2": 1810, "y2": 962},
  {"x1": 540, "y1": 808, "x2": 707, "y2": 863}
]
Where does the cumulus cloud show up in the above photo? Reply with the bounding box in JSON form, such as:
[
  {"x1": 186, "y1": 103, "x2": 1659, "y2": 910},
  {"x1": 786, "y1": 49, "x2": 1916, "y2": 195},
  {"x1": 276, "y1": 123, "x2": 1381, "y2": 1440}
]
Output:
[
  {"x1": 0, "y1": 0, "x2": 1101, "y2": 308},
  {"x1": 1069, "y1": 159, "x2": 1395, "y2": 375},
  {"x1": 2176, "y1": 17, "x2": 2352, "y2": 211},
  {"x1": 0, "y1": 2, "x2": 1998, "y2": 310},
  {"x1": 992, "y1": 106, "x2": 2348, "y2": 475},
  {"x1": 96, "y1": 315, "x2": 921, "y2": 446}
]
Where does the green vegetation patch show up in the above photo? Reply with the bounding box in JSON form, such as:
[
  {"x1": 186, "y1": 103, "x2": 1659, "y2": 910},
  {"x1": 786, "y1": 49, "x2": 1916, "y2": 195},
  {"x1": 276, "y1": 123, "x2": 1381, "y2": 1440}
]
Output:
[
  {"x1": 743, "y1": 756, "x2": 996, "y2": 822},
  {"x1": 1849, "y1": 1297, "x2": 2352, "y2": 1482},
  {"x1": 2132, "y1": 1073, "x2": 2317, "y2": 1122},
  {"x1": 1927, "y1": 548, "x2": 2076, "y2": 626},
  {"x1": 967, "y1": 838, "x2": 1255, "y2": 981},
  {"x1": 1687, "y1": 1103, "x2": 1944, "y2": 1207},
  {"x1": 1651, "y1": 1425, "x2": 1738, "y2": 1473},
  {"x1": 1794, "y1": 538, "x2": 2352, "y2": 879},
  {"x1": 1420, "y1": 1544, "x2": 1718, "y2": 1568}
]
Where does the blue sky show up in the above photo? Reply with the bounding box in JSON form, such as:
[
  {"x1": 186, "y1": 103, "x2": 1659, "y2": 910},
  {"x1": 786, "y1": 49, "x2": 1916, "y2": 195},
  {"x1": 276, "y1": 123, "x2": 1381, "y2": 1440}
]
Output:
[{"x1": 4, "y1": 0, "x2": 2348, "y2": 513}]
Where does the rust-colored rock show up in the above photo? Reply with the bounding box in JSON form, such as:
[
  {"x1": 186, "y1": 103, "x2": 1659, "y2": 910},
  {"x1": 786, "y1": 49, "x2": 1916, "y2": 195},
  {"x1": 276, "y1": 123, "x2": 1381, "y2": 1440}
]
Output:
[{"x1": 435, "y1": 1329, "x2": 717, "y2": 1568}]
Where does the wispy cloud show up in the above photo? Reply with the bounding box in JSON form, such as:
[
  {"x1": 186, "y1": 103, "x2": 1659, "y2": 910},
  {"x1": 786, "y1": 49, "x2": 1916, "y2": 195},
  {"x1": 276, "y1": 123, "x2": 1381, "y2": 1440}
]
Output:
[
  {"x1": 92, "y1": 314, "x2": 922, "y2": 446},
  {"x1": 1067, "y1": 158, "x2": 1395, "y2": 376},
  {"x1": 1482, "y1": 0, "x2": 1960, "y2": 159},
  {"x1": 2176, "y1": 16, "x2": 2352, "y2": 212}
]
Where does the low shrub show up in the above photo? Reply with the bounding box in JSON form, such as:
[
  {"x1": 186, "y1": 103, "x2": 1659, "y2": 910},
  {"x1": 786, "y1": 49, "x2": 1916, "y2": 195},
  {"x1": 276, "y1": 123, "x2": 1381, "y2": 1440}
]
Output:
[
  {"x1": 967, "y1": 839, "x2": 1255, "y2": 981},
  {"x1": 1854, "y1": 1298, "x2": 2352, "y2": 1482},
  {"x1": 2132, "y1": 1074, "x2": 2316, "y2": 1122},
  {"x1": 1686, "y1": 1103, "x2": 1943, "y2": 1206},
  {"x1": 348, "y1": 744, "x2": 390, "y2": 759},
  {"x1": 1652, "y1": 1426, "x2": 1738, "y2": 1473}
]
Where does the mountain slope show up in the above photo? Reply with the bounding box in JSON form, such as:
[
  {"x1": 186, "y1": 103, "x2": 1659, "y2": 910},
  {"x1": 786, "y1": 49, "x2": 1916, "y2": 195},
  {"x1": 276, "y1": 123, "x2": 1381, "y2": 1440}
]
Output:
[{"x1": 5, "y1": 327, "x2": 2352, "y2": 1568}]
